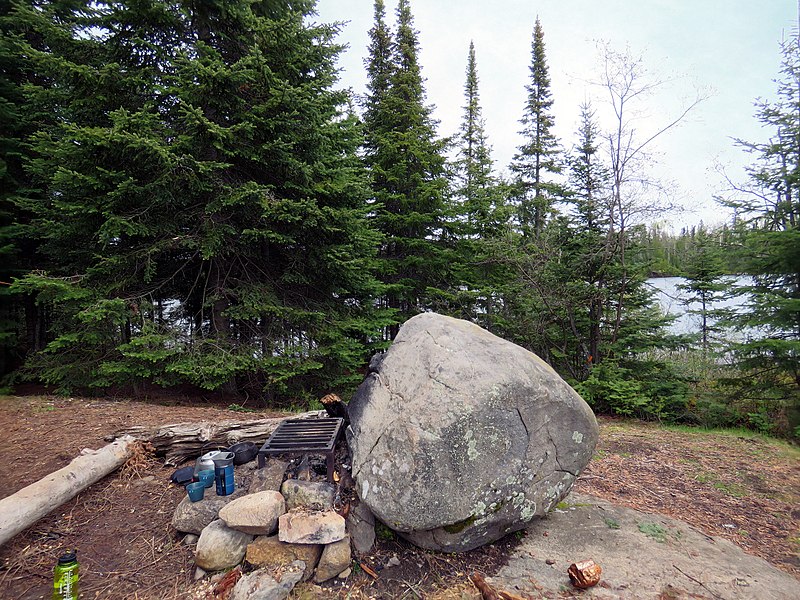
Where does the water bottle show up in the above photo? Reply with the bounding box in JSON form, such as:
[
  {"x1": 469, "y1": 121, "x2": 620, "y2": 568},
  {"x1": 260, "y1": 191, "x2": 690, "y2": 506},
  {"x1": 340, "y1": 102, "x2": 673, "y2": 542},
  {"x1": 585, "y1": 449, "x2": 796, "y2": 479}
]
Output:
[
  {"x1": 53, "y1": 550, "x2": 79, "y2": 600},
  {"x1": 212, "y1": 451, "x2": 235, "y2": 496}
]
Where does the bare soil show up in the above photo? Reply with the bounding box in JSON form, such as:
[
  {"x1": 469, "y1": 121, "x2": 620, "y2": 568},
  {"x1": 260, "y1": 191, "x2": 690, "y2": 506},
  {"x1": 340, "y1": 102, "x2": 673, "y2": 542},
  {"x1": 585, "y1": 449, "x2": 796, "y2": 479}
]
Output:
[{"x1": 0, "y1": 396, "x2": 797, "y2": 599}]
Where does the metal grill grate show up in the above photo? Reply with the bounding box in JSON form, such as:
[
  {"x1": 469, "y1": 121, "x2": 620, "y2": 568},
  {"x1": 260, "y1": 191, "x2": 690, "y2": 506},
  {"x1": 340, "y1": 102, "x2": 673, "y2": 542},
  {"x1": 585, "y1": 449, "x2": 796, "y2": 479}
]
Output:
[{"x1": 257, "y1": 418, "x2": 344, "y2": 482}]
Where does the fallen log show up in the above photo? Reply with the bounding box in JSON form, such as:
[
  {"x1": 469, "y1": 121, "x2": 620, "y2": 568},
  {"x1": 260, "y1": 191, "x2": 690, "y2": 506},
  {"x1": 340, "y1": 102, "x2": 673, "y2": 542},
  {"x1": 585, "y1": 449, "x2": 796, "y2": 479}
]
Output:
[
  {"x1": 0, "y1": 435, "x2": 137, "y2": 548},
  {"x1": 109, "y1": 410, "x2": 323, "y2": 466}
]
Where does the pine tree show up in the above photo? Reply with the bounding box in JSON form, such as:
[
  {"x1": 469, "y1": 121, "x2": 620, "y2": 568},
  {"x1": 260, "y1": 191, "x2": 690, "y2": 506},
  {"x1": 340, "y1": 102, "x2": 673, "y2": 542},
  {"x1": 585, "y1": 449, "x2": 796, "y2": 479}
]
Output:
[
  {"x1": 565, "y1": 102, "x2": 611, "y2": 372},
  {"x1": 453, "y1": 41, "x2": 498, "y2": 237},
  {"x1": 722, "y1": 35, "x2": 800, "y2": 428},
  {"x1": 12, "y1": 0, "x2": 387, "y2": 400},
  {"x1": 677, "y1": 227, "x2": 728, "y2": 352},
  {"x1": 362, "y1": 0, "x2": 394, "y2": 160},
  {"x1": 449, "y1": 41, "x2": 510, "y2": 326},
  {"x1": 363, "y1": 0, "x2": 451, "y2": 334},
  {"x1": 510, "y1": 17, "x2": 562, "y2": 238}
]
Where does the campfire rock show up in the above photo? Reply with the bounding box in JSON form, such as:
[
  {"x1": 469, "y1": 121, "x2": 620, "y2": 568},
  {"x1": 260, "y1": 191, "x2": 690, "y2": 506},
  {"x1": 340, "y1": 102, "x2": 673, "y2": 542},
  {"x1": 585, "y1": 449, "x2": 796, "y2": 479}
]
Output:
[
  {"x1": 346, "y1": 500, "x2": 376, "y2": 554},
  {"x1": 278, "y1": 509, "x2": 346, "y2": 545},
  {"x1": 219, "y1": 491, "x2": 285, "y2": 535},
  {"x1": 195, "y1": 519, "x2": 254, "y2": 571},
  {"x1": 245, "y1": 535, "x2": 322, "y2": 582},
  {"x1": 313, "y1": 534, "x2": 352, "y2": 583},
  {"x1": 248, "y1": 459, "x2": 289, "y2": 494},
  {"x1": 346, "y1": 312, "x2": 599, "y2": 552},
  {"x1": 230, "y1": 560, "x2": 305, "y2": 600},
  {"x1": 172, "y1": 488, "x2": 247, "y2": 535},
  {"x1": 281, "y1": 480, "x2": 336, "y2": 511}
]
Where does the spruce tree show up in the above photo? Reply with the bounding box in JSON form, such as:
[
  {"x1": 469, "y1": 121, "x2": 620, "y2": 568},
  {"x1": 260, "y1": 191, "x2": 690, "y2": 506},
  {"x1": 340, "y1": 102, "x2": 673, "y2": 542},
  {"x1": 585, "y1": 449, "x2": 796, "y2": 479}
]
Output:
[
  {"x1": 13, "y1": 0, "x2": 386, "y2": 400},
  {"x1": 363, "y1": 0, "x2": 451, "y2": 334},
  {"x1": 510, "y1": 17, "x2": 562, "y2": 238},
  {"x1": 565, "y1": 102, "x2": 611, "y2": 372},
  {"x1": 450, "y1": 41, "x2": 509, "y2": 326},
  {"x1": 453, "y1": 41, "x2": 498, "y2": 237},
  {"x1": 677, "y1": 227, "x2": 728, "y2": 352},
  {"x1": 722, "y1": 36, "x2": 800, "y2": 427}
]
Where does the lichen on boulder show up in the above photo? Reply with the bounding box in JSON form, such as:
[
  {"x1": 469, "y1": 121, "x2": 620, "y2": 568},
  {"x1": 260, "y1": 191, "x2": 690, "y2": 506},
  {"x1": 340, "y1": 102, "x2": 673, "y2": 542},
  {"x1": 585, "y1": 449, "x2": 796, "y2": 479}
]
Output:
[{"x1": 346, "y1": 312, "x2": 598, "y2": 552}]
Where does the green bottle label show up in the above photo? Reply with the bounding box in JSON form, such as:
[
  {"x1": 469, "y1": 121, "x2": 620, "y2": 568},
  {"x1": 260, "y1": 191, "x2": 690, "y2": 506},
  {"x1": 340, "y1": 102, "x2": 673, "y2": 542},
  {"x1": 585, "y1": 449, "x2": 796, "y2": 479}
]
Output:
[{"x1": 53, "y1": 562, "x2": 79, "y2": 600}]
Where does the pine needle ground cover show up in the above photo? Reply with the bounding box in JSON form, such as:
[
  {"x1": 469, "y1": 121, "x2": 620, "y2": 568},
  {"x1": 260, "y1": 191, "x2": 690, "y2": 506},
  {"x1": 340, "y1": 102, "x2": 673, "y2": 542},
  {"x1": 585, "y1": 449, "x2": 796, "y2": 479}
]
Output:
[{"x1": 0, "y1": 396, "x2": 797, "y2": 599}]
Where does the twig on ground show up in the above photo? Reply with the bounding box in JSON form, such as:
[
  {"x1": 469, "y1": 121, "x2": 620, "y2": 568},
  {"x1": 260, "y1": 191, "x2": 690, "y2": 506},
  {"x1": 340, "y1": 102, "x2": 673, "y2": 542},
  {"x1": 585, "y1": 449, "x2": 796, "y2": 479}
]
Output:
[{"x1": 672, "y1": 564, "x2": 725, "y2": 600}]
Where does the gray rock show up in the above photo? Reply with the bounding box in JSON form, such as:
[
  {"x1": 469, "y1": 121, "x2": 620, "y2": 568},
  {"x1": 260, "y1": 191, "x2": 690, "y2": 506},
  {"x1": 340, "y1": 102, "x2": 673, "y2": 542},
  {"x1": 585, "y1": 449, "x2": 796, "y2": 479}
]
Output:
[
  {"x1": 384, "y1": 555, "x2": 400, "y2": 569},
  {"x1": 248, "y1": 459, "x2": 289, "y2": 494},
  {"x1": 172, "y1": 487, "x2": 247, "y2": 535},
  {"x1": 230, "y1": 560, "x2": 305, "y2": 600},
  {"x1": 182, "y1": 534, "x2": 199, "y2": 546},
  {"x1": 314, "y1": 535, "x2": 351, "y2": 583},
  {"x1": 194, "y1": 567, "x2": 207, "y2": 581},
  {"x1": 278, "y1": 509, "x2": 346, "y2": 545},
  {"x1": 494, "y1": 492, "x2": 800, "y2": 599},
  {"x1": 347, "y1": 312, "x2": 598, "y2": 552},
  {"x1": 195, "y1": 520, "x2": 254, "y2": 571},
  {"x1": 346, "y1": 500, "x2": 375, "y2": 554},
  {"x1": 281, "y1": 480, "x2": 336, "y2": 511},
  {"x1": 219, "y1": 491, "x2": 285, "y2": 535}
]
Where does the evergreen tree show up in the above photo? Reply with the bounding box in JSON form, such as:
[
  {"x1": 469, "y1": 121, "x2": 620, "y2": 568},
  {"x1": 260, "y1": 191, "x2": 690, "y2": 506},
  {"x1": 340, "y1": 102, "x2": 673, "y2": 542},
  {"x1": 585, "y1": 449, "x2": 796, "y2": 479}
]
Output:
[
  {"x1": 362, "y1": 0, "x2": 394, "y2": 159},
  {"x1": 677, "y1": 227, "x2": 728, "y2": 352},
  {"x1": 12, "y1": 0, "x2": 386, "y2": 400},
  {"x1": 722, "y1": 35, "x2": 800, "y2": 429},
  {"x1": 510, "y1": 17, "x2": 562, "y2": 238},
  {"x1": 449, "y1": 41, "x2": 509, "y2": 326},
  {"x1": 565, "y1": 102, "x2": 611, "y2": 373},
  {"x1": 362, "y1": 0, "x2": 452, "y2": 334},
  {"x1": 453, "y1": 41, "x2": 499, "y2": 236}
]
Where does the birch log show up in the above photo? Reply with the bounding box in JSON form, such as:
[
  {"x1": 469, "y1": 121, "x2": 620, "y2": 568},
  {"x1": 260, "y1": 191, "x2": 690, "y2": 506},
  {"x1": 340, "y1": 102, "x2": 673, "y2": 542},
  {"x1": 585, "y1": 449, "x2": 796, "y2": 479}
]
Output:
[
  {"x1": 0, "y1": 435, "x2": 137, "y2": 547},
  {"x1": 109, "y1": 411, "x2": 322, "y2": 466}
]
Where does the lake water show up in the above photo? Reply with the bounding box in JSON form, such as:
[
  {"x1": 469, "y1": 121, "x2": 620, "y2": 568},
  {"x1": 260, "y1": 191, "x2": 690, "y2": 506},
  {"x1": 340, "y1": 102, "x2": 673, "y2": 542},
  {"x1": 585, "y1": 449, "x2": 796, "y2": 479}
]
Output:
[{"x1": 646, "y1": 276, "x2": 750, "y2": 338}]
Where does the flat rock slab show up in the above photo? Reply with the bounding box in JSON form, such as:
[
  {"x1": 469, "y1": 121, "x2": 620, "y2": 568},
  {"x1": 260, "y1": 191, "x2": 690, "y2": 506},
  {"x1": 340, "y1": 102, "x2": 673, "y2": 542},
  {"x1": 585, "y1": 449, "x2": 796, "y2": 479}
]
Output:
[
  {"x1": 278, "y1": 509, "x2": 345, "y2": 545},
  {"x1": 219, "y1": 490, "x2": 285, "y2": 535},
  {"x1": 493, "y1": 493, "x2": 800, "y2": 599},
  {"x1": 281, "y1": 480, "x2": 336, "y2": 511}
]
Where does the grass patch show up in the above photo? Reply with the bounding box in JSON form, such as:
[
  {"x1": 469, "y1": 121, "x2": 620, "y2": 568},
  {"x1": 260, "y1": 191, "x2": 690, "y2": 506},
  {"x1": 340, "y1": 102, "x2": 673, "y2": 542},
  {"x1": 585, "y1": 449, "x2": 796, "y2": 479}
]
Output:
[
  {"x1": 637, "y1": 522, "x2": 667, "y2": 543},
  {"x1": 603, "y1": 516, "x2": 620, "y2": 529},
  {"x1": 713, "y1": 481, "x2": 748, "y2": 498},
  {"x1": 693, "y1": 471, "x2": 749, "y2": 498}
]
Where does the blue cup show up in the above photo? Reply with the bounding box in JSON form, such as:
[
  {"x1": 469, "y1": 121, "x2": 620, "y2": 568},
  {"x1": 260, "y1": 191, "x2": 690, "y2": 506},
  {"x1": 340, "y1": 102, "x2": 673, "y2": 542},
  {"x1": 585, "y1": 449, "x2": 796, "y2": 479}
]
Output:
[
  {"x1": 185, "y1": 481, "x2": 205, "y2": 502},
  {"x1": 196, "y1": 469, "x2": 215, "y2": 488}
]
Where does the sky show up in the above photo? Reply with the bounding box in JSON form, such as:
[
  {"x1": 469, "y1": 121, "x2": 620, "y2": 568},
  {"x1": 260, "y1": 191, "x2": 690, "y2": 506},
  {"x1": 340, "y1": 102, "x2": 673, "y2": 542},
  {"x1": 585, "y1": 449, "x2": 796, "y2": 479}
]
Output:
[{"x1": 314, "y1": 0, "x2": 797, "y2": 231}]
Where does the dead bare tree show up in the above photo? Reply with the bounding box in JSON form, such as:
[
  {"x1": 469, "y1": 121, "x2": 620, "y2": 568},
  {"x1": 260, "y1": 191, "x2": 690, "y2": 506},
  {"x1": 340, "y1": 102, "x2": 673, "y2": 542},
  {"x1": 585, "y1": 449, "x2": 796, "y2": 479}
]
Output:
[{"x1": 594, "y1": 42, "x2": 708, "y2": 343}]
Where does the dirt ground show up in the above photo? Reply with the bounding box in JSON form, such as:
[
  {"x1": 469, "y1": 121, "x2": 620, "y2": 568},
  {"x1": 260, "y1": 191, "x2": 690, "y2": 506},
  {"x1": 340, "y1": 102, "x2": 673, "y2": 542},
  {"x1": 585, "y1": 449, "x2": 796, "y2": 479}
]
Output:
[{"x1": 0, "y1": 395, "x2": 797, "y2": 599}]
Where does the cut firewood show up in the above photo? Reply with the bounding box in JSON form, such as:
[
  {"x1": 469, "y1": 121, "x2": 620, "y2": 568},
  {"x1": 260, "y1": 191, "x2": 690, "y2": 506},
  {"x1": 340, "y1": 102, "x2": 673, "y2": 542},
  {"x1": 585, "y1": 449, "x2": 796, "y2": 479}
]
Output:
[
  {"x1": 470, "y1": 572, "x2": 501, "y2": 600},
  {"x1": 320, "y1": 393, "x2": 349, "y2": 423},
  {"x1": 108, "y1": 410, "x2": 322, "y2": 466},
  {"x1": 0, "y1": 435, "x2": 137, "y2": 547},
  {"x1": 360, "y1": 562, "x2": 379, "y2": 578},
  {"x1": 469, "y1": 572, "x2": 528, "y2": 600}
]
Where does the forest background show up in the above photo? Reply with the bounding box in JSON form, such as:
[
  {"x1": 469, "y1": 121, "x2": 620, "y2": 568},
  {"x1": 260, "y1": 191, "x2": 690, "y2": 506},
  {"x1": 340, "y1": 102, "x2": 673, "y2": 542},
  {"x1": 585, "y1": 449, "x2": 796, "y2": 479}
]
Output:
[{"x1": 0, "y1": 0, "x2": 797, "y2": 438}]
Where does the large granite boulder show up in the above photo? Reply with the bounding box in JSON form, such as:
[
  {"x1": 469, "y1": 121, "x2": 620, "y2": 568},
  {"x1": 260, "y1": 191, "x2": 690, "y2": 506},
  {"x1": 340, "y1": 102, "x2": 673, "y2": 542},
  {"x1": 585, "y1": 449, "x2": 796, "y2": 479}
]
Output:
[{"x1": 346, "y1": 312, "x2": 598, "y2": 552}]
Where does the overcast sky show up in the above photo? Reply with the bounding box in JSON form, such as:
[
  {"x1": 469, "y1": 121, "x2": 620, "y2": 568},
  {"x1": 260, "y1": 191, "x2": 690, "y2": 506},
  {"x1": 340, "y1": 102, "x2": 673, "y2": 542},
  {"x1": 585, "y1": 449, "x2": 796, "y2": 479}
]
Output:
[{"x1": 314, "y1": 1, "x2": 797, "y2": 230}]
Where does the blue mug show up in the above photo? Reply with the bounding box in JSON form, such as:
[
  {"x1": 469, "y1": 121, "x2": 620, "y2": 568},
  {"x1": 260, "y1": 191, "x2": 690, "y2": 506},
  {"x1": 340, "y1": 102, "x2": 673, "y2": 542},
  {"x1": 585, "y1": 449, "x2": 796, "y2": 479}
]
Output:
[{"x1": 196, "y1": 469, "x2": 215, "y2": 488}]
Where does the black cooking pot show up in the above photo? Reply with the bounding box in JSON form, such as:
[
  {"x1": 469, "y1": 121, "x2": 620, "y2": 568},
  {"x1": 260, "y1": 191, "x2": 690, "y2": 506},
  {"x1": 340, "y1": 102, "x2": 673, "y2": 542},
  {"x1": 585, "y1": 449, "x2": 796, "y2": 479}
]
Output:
[{"x1": 227, "y1": 441, "x2": 258, "y2": 465}]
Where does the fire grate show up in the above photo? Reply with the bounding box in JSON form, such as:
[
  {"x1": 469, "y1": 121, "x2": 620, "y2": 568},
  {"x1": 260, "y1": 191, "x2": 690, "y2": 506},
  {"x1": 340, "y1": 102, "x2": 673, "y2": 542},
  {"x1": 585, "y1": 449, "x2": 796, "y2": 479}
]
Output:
[{"x1": 257, "y1": 418, "x2": 344, "y2": 482}]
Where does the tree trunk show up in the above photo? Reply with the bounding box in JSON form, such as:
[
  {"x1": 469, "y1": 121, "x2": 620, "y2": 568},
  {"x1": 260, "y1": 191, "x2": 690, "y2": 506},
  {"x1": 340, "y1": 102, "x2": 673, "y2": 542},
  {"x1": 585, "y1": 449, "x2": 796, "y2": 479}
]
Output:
[
  {"x1": 109, "y1": 412, "x2": 322, "y2": 466},
  {"x1": 0, "y1": 436, "x2": 137, "y2": 547}
]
